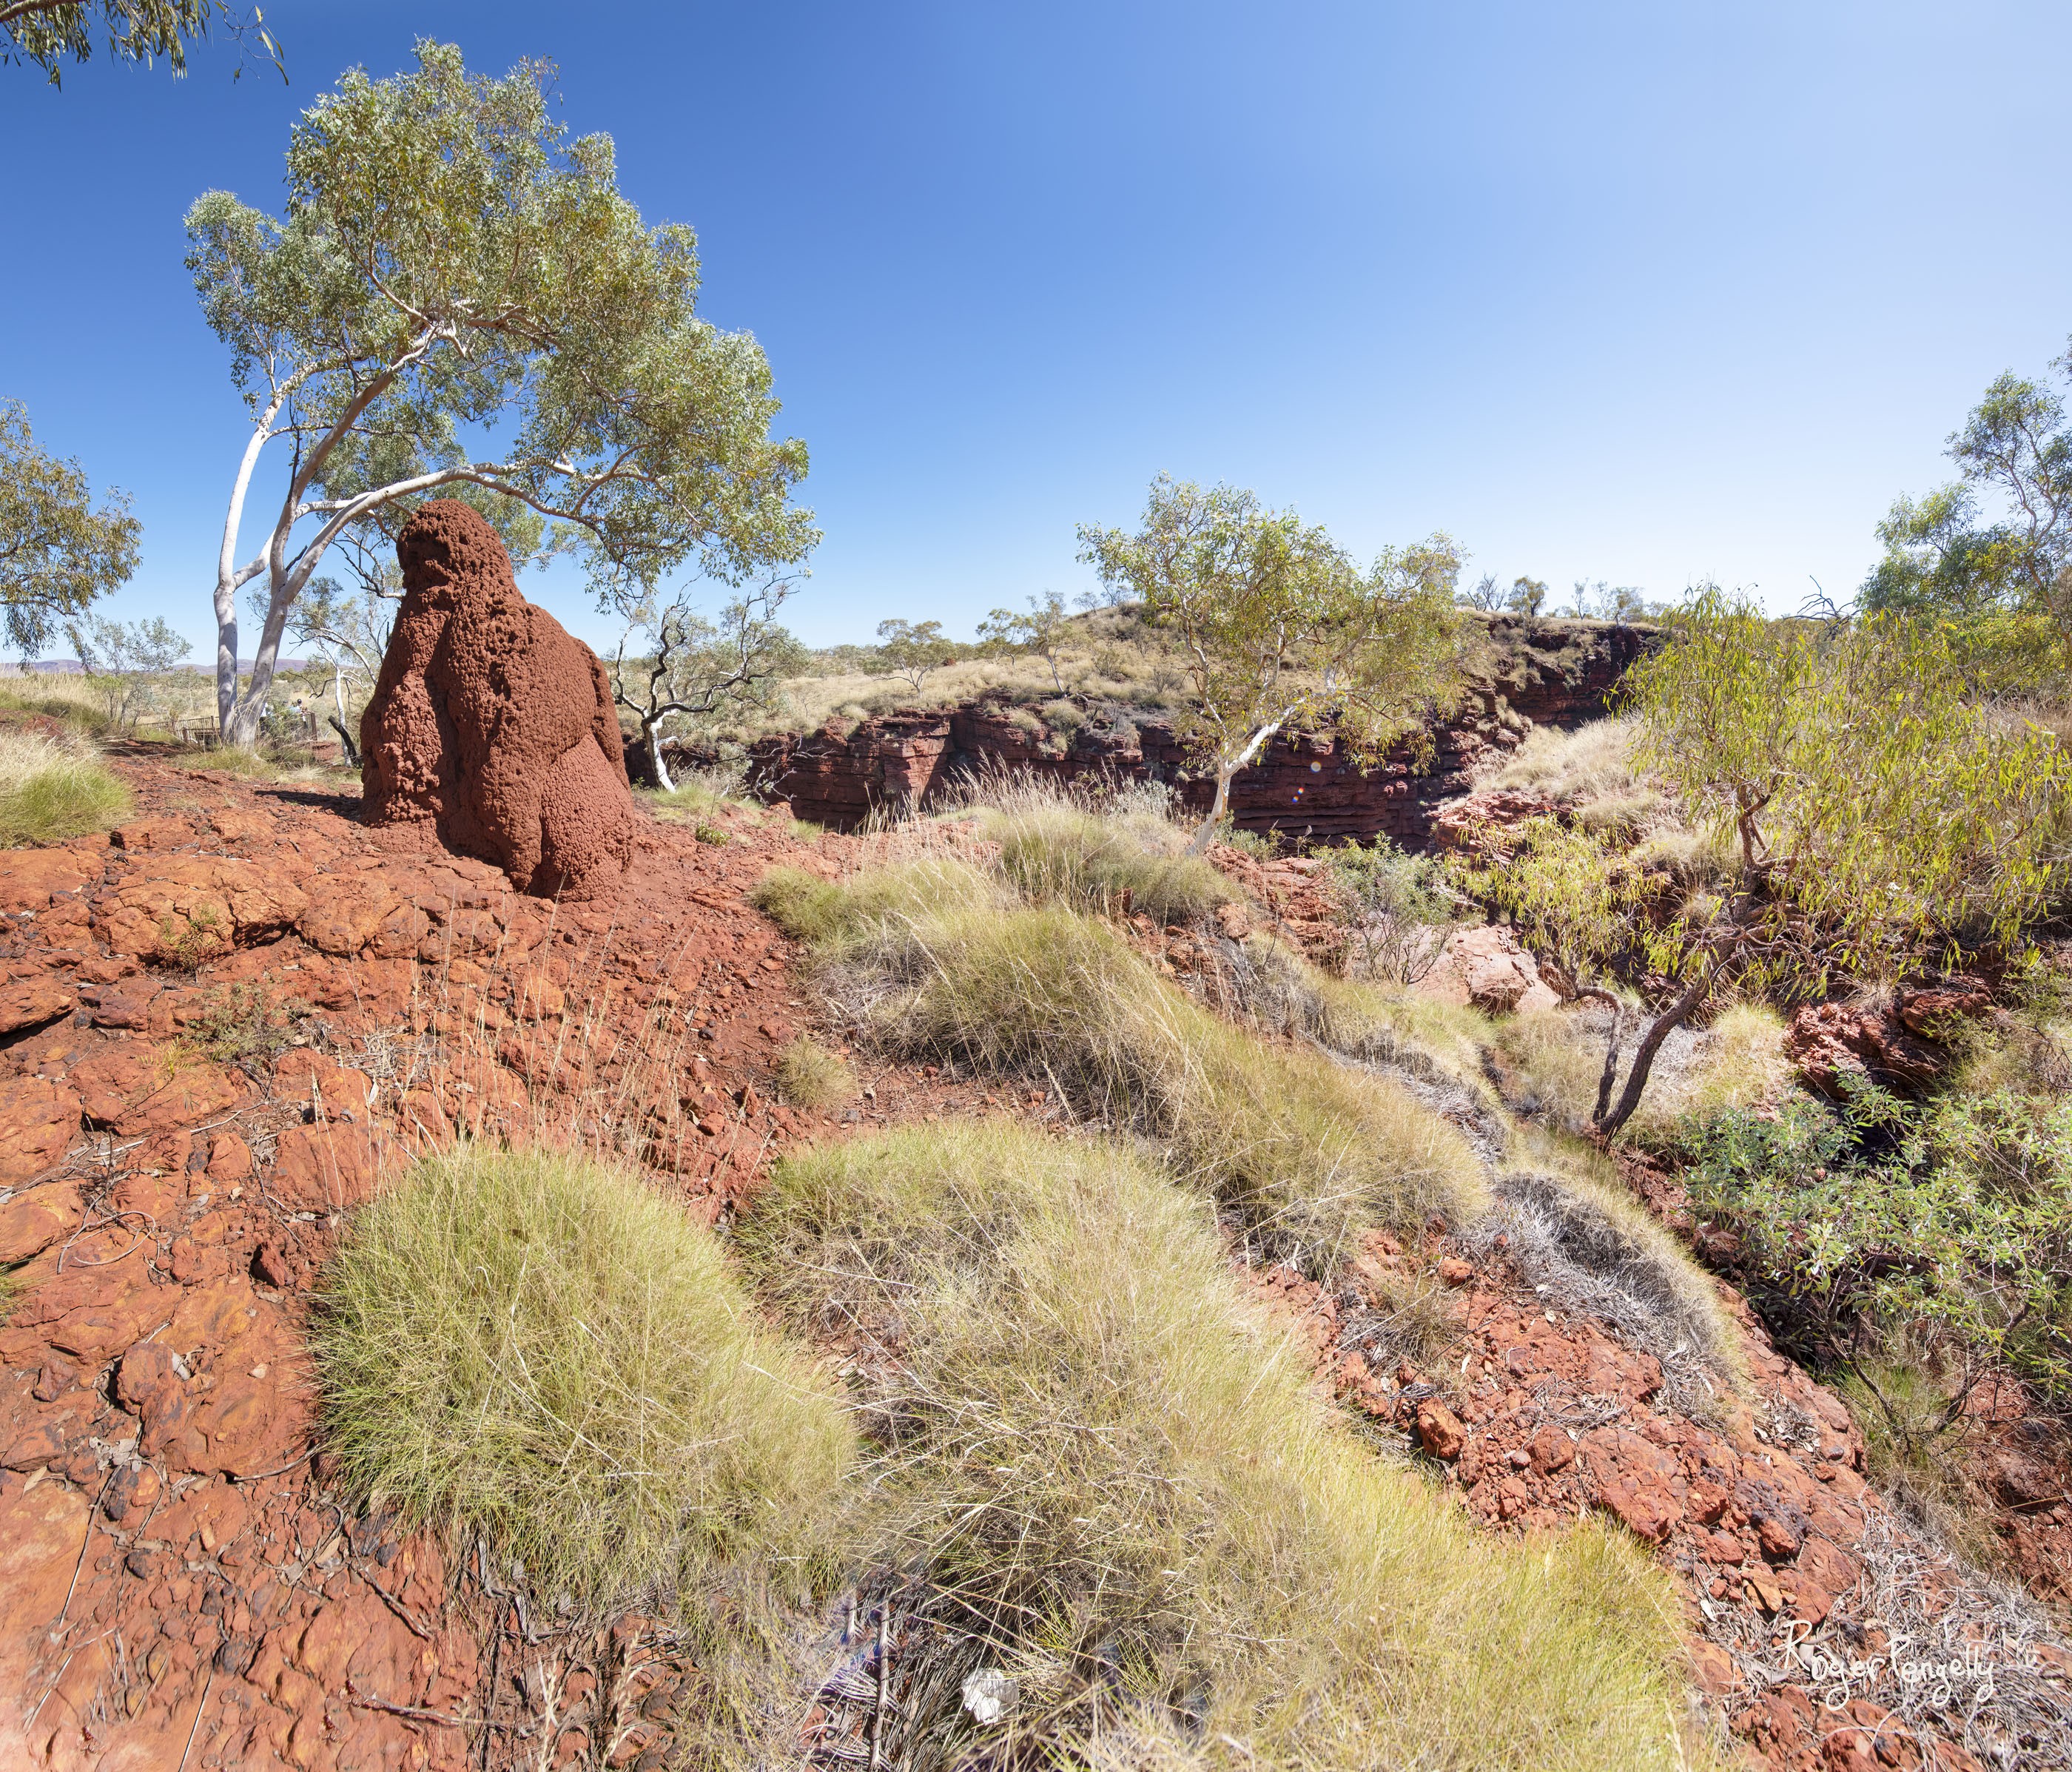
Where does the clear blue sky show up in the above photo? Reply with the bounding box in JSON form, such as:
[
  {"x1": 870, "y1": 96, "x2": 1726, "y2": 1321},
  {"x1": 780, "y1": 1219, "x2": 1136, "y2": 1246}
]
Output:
[{"x1": 4, "y1": 1, "x2": 2070, "y2": 655}]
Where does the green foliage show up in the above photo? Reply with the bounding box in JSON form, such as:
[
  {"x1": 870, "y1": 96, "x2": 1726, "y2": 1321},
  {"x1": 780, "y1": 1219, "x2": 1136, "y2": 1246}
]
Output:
[
  {"x1": 977, "y1": 590, "x2": 1074, "y2": 692},
  {"x1": 1681, "y1": 1078, "x2": 2072, "y2": 1406},
  {"x1": 0, "y1": 727, "x2": 130, "y2": 845},
  {"x1": 739, "y1": 1121, "x2": 1716, "y2": 1772},
  {"x1": 1078, "y1": 476, "x2": 1462, "y2": 846},
  {"x1": 0, "y1": 0, "x2": 278, "y2": 85},
  {"x1": 189, "y1": 41, "x2": 815, "y2": 741},
  {"x1": 314, "y1": 1145, "x2": 852, "y2": 1610},
  {"x1": 872, "y1": 618, "x2": 967, "y2": 694},
  {"x1": 1627, "y1": 590, "x2": 2072, "y2": 976},
  {"x1": 0, "y1": 401, "x2": 141, "y2": 658},
  {"x1": 1861, "y1": 340, "x2": 2072, "y2": 671},
  {"x1": 1323, "y1": 838, "x2": 1457, "y2": 985},
  {"x1": 64, "y1": 614, "x2": 192, "y2": 731},
  {"x1": 1506, "y1": 573, "x2": 1549, "y2": 616}
]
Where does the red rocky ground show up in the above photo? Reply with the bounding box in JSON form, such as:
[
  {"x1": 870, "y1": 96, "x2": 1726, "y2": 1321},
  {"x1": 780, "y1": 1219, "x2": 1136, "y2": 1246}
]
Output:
[
  {"x1": 0, "y1": 755, "x2": 2065, "y2": 1769},
  {"x1": 0, "y1": 757, "x2": 854, "y2": 1771}
]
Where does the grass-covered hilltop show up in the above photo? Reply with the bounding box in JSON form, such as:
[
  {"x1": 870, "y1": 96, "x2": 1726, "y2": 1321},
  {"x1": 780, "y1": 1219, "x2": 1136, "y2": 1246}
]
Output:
[{"x1": 5, "y1": 24, "x2": 2072, "y2": 1772}]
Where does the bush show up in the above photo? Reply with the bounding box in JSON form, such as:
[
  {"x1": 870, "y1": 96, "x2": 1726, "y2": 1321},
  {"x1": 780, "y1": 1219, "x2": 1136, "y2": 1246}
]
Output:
[
  {"x1": 797, "y1": 858, "x2": 1484, "y2": 1270},
  {"x1": 1323, "y1": 838, "x2": 1456, "y2": 984},
  {"x1": 1681, "y1": 1078, "x2": 2072, "y2": 1407},
  {"x1": 774, "y1": 1036, "x2": 858, "y2": 1111},
  {"x1": 739, "y1": 1121, "x2": 1714, "y2": 1772},
  {"x1": 314, "y1": 1145, "x2": 853, "y2": 1609},
  {"x1": 0, "y1": 727, "x2": 130, "y2": 845}
]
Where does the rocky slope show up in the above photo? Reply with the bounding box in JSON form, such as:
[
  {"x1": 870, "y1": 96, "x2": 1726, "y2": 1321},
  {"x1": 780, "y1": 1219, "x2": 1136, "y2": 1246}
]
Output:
[{"x1": 0, "y1": 752, "x2": 2065, "y2": 1769}]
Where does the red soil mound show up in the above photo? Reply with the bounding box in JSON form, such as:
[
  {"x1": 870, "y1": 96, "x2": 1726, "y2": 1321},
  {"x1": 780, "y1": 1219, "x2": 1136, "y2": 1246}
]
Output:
[{"x1": 361, "y1": 500, "x2": 634, "y2": 901}]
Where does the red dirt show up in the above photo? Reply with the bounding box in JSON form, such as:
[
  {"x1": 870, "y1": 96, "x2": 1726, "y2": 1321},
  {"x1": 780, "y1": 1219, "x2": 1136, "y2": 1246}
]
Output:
[{"x1": 361, "y1": 501, "x2": 635, "y2": 902}]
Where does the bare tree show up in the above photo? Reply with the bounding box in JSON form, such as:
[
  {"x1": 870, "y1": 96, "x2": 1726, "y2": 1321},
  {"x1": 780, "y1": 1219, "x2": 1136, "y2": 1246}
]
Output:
[{"x1": 611, "y1": 583, "x2": 804, "y2": 791}]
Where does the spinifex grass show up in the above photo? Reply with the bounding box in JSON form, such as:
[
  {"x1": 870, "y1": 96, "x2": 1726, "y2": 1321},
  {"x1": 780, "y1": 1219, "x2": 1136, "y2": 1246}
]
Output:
[
  {"x1": 760, "y1": 855, "x2": 1484, "y2": 1270},
  {"x1": 314, "y1": 1145, "x2": 852, "y2": 1611},
  {"x1": 741, "y1": 1120, "x2": 1718, "y2": 1772},
  {"x1": 0, "y1": 726, "x2": 130, "y2": 844}
]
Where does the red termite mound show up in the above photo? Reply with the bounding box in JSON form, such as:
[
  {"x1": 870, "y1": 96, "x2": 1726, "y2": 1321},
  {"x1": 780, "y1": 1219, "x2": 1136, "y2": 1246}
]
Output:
[{"x1": 359, "y1": 499, "x2": 634, "y2": 900}]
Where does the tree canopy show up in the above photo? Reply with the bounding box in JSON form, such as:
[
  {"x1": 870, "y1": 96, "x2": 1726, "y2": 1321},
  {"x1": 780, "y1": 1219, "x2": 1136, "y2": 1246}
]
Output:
[
  {"x1": 1861, "y1": 342, "x2": 2072, "y2": 674},
  {"x1": 1079, "y1": 475, "x2": 1462, "y2": 851},
  {"x1": 1473, "y1": 590, "x2": 2072, "y2": 1136},
  {"x1": 188, "y1": 41, "x2": 816, "y2": 742},
  {"x1": 1, "y1": 0, "x2": 280, "y2": 84},
  {"x1": 0, "y1": 400, "x2": 141, "y2": 659}
]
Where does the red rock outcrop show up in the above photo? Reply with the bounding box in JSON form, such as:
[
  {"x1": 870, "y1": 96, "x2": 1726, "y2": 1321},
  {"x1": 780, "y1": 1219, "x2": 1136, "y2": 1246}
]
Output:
[
  {"x1": 360, "y1": 499, "x2": 634, "y2": 899},
  {"x1": 1783, "y1": 1000, "x2": 1945, "y2": 1094},
  {"x1": 727, "y1": 614, "x2": 1657, "y2": 839}
]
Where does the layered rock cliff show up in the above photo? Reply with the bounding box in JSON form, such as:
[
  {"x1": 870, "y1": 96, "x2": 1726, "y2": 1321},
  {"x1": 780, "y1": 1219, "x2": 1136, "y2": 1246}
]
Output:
[{"x1": 733, "y1": 615, "x2": 1657, "y2": 844}]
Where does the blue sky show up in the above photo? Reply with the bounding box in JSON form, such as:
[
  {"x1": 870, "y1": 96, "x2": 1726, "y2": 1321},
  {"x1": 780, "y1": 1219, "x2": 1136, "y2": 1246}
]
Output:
[{"x1": 4, "y1": 1, "x2": 2070, "y2": 655}]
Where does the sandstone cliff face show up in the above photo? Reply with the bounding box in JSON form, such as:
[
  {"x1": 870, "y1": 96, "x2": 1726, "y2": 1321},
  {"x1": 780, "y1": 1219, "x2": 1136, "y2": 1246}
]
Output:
[{"x1": 739, "y1": 615, "x2": 1654, "y2": 843}]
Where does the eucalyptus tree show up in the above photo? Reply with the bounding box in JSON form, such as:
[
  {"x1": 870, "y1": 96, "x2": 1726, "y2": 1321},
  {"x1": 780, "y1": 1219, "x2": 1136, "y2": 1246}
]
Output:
[
  {"x1": 1079, "y1": 476, "x2": 1462, "y2": 853},
  {"x1": 1862, "y1": 340, "x2": 2072, "y2": 673},
  {"x1": 978, "y1": 590, "x2": 1073, "y2": 691},
  {"x1": 1, "y1": 0, "x2": 279, "y2": 84},
  {"x1": 0, "y1": 400, "x2": 140, "y2": 658},
  {"x1": 187, "y1": 41, "x2": 815, "y2": 745}
]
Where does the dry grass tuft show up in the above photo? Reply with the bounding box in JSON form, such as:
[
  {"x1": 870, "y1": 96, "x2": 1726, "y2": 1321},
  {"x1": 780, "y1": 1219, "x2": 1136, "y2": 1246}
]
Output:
[
  {"x1": 314, "y1": 1144, "x2": 853, "y2": 1611},
  {"x1": 739, "y1": 1120, "x2": 1720, "y2": 1772},
  {"x1": 1489, "y1": 715, "x2": 1645, "y2": 802},
  {"x1": 792, "y1": 860, "x2": 1485, "y2": 1268},
  {"x1": 0, "y1": 725, "x2": 130, "y2": 844},
  {"x1": 978, "y1": 780, "x2": 1234, "y2": 926},
  {"x1": 774, "y1": 1036, "x2": 858, "y2": 1111}
]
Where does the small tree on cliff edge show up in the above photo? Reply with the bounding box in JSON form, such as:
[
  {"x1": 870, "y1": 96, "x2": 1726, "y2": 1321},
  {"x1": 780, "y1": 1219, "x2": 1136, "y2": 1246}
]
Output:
[
  {"x1": 187, "y1": 41, "x2": 816, "y2": 746},
  {"x1": 1471, "y1": 589, "x2": 2072, "y2": 1137},
  {"x1": 1078, "y1": 475, "x2": 1462, "y2": 853},
  {"x1": 611, "y1": 582, "x2": 805, "y2": 792}
]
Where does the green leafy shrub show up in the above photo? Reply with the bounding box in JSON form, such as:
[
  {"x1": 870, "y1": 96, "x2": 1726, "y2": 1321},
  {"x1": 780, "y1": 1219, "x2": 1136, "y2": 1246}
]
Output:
[
  {"x1": 1681, "y1": 1077, "x2": 2072, "y2": 1407},
  {"x1": 314, "y1": 1145, "x2": 852, "y2": 1609},
  {"x1": 1323, "y1": 838, "x2": 1457, "y2": 983}
]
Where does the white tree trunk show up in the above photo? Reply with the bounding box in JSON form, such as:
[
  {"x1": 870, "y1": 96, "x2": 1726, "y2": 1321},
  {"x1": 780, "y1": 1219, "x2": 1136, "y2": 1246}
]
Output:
[
  {"x1": 649, "y1": 722, "x2": 675, "y2": 793},
  {"x1": 213, "y1": 402, "x2": 283, "y2": 734}
]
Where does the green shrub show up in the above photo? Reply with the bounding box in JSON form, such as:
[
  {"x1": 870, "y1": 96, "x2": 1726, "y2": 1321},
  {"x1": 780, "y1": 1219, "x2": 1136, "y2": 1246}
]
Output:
[
  {"x1": 773, "y1": 1036, "x2": 857, "y2": 1110},
  {"x1": 314, "y1": 1145, "x2": 853, "y2": 1609},
  {"x1": 1322, "y1": 838, "x2": 1456, "y2": 983},
  {"x1": 740, "y1": 1122, "x2": 1718, "y2": 1772},
  {"x1": 1681, "y1": 1078, "x2": 2072, "y2": 1406},
  {"x1": 0, "y1": 727, "x2": 130, "y2": 845}
]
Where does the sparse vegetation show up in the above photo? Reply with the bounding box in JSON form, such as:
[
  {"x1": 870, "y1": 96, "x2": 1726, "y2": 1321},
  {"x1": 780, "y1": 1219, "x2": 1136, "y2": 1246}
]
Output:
[
  {"x1": 0, "y1": 725, "x2": 130, "y2": 845},
  {"x1": 314, "y1": 1144, "x2": 853, "y2": 1611},
  {"x1": 188, "y1": 980, "x2": 294, "y2": 1068}
]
